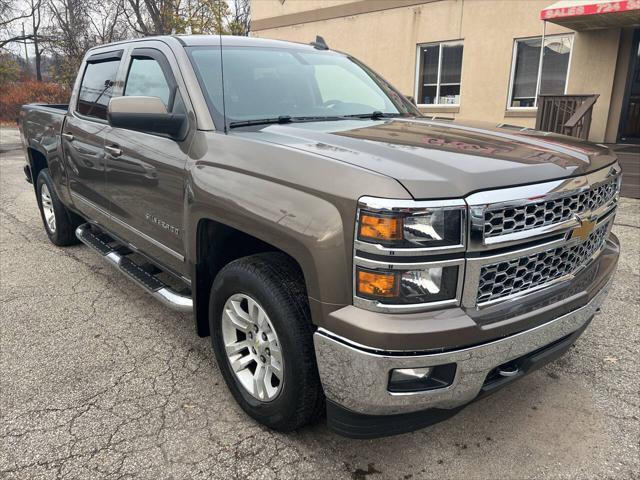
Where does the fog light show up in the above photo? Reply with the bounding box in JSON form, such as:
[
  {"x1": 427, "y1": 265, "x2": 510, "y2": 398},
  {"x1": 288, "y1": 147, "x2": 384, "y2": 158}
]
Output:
[
  {"x1": 389, "y1": 367, "x2": 433, "y2": 392},
  {"x1": 391, "y1": 367, "x2": 432, "y2": 382},
  {"x1": 388, "y1": 364, "x2": 457, "y2": 393}
]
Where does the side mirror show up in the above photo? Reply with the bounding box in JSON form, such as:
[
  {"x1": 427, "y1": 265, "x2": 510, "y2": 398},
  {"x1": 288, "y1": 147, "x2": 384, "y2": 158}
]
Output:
[{"x1": 107, "y1": 96, "x2": 187, "y2": 140}]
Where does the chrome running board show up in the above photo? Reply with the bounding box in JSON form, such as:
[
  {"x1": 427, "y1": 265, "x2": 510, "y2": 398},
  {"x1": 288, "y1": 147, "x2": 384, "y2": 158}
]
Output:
[{"x1": 75, "y1": 223, "x2": 192, "y2": 313}]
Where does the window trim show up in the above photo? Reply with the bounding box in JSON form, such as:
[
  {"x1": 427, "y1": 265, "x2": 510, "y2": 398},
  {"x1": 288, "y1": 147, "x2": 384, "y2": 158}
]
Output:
[
  {"x1": 414, "y1": 40, "x2": 464, "y2": 108},
  {"x1": 506, "y1": 33, "x2": 574, "y2": 111}
]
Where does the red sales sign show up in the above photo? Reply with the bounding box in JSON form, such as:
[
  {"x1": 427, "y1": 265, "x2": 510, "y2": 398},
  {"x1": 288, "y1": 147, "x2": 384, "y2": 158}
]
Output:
[{"x1": 541, "y1": 0, "x2": 640, "y2": 20}]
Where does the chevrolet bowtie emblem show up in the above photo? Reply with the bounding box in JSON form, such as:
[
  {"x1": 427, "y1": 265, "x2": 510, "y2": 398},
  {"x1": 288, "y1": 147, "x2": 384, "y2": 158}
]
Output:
[{"x1": 570, "y1": 216, "x2": 596, "y2": 241}]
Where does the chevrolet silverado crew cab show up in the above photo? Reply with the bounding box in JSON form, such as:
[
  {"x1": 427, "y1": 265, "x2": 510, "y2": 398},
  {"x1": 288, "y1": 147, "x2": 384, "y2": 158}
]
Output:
[{"x1": 19, "y1": 35, "x2": 621, "y2": 438}]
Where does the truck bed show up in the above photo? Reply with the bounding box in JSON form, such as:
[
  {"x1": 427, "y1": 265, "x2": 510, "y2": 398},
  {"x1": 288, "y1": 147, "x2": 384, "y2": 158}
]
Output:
[{"x1": 19, "y1": 104, "x2": 69, "y2": 157}]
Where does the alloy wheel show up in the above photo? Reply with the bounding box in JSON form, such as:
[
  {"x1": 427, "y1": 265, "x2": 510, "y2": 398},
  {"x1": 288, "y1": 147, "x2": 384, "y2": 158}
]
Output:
[
  {"x1": 221, "y1": 293, "x2": 284, "y2": 401},
  {"x1": 40, "y1": 184, "x2": 56, "y2": 233}
]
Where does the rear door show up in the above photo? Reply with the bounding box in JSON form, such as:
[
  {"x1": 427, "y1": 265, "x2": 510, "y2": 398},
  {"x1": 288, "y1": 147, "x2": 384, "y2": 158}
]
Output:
[
  {"x1": 102, "y1": 41, "x2": 194, "y2": 277},
  {"x1": 63, "y1": 50, "x2": 124, "y2": 223}
]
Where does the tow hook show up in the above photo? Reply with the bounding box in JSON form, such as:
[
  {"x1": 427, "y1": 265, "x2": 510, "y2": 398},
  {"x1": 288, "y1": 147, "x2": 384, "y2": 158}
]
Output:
[{"x1": 496, "y1": 361, "x2": 520, "y2": 378}]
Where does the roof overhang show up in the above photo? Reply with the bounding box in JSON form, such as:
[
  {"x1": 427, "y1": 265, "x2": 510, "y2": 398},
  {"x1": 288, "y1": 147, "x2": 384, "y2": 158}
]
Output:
[{"x1": 541, "y1": 0, "x2": 640, "y2": 30}]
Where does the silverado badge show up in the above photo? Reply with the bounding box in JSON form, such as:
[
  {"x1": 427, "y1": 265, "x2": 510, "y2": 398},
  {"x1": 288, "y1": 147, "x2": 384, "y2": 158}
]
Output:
[{"x1": 145, "y1": 213, "x2": 180, "y2": 236}]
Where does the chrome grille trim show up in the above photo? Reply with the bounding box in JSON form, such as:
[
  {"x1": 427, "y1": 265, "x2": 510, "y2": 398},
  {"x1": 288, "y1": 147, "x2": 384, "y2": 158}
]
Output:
[
  {"x1": 483, "y1": 176, "x2": 618, "y2": 238},
  {"x1": 476, "y1": 218, "x2": 612, "y2": 304},
  {"x1": 462, "y1": 161, "x2": 620, "y2": 310},
  {"x1": 466, "y1": 163, "x2": 621, "y2": 252},
  {"x1": 462, "y1": 213, "x2": 615, "y2": 308}
]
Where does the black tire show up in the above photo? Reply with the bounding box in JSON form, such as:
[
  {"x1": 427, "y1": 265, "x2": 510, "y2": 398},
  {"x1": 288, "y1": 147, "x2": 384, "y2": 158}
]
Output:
[
  {"x1": 209, "y1": 252, "x2": 324, "y2": 431},
  {"x1": 36, "y1": 169, "x2": 83, "y2": 246}
]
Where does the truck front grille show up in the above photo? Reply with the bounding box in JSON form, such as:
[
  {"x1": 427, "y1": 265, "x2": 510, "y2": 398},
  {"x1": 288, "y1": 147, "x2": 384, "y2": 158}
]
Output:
[
  {"x1": 484, "y1": 177, "x2": 618, "y2": 238},
  {"x1": 477, "y1": 219, "x2": 611, "y2": 304}
]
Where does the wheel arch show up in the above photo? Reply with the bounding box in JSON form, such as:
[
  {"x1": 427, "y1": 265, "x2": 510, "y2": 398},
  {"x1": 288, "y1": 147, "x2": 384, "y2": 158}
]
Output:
[
  {"x1": 191, "y1": 217, "x2": 317, "y2": 337},
  {"x1": 27, "y1": 147, "x2": 48, "y2": 194}
]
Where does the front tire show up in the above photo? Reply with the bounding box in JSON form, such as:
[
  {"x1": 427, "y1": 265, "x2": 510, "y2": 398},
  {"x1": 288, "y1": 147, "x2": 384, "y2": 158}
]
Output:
[
  {"x1": 36, "y1": 169, "x2": 82, "y2": 246},
  {"x1": 209, "y1": 252, "x2": 324, "y2": 431}
]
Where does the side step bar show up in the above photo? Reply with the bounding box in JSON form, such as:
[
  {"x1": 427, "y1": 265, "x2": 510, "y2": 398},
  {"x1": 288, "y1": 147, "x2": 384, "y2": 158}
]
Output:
[{"x1": 76, "y1": 224, "x2": 193, "y2": 313}]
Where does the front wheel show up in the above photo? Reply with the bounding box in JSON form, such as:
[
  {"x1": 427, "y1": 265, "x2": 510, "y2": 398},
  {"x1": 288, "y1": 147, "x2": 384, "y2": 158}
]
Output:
[
  {"x1": 209, "y1": 252, "x2": 324, "y2": 431},
  {"x1": 36, "y1": 169, "x2": 82, "y2": 246}
]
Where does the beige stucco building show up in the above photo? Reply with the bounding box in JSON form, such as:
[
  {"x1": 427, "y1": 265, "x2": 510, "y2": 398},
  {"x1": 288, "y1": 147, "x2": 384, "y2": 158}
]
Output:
[{"x1": 250, "y1": 0, "x2": 640, "y2": 144}]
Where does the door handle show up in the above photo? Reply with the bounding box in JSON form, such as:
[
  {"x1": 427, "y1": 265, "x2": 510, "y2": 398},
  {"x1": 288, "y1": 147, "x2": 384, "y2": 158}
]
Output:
[
  {"x1": 105, "y1": 145, "x2": 122, "y2": 157},
  {"x1": 62, "y1": 133, "x2": 74, "y2": 141}
]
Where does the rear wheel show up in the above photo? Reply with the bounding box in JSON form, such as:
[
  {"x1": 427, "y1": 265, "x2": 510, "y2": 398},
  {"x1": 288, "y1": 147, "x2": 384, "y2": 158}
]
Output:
[
  {"x1": 36, "y1": 169, "x2": 82, "y2": 246},
  {"x1": 209, "y1": 252, "x2": 324, "y2": 431}
]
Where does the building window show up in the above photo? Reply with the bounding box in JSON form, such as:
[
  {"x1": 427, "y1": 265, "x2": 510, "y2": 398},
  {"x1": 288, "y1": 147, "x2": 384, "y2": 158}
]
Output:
[
  {"x1": 508, "y1": 34, "x2": 573, "y2": 108},
  {"x1": 415, "y1": 41, "x2": 463, "y2": 106}
]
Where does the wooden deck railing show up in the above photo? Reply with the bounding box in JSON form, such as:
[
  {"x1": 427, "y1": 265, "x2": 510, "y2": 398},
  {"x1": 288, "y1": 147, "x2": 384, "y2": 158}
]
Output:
[{"x1": 535, "y1": 94, "x2": 599, "y2": 140}]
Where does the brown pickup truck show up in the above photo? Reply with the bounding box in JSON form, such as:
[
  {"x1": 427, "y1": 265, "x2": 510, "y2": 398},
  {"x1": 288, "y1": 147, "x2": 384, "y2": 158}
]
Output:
[{"x1": 19, "y1": 35, "x2": 620, "y2": 438}]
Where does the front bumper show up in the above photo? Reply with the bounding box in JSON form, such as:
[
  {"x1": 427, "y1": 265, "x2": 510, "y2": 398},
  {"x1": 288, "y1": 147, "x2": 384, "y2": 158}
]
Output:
[{"x1": 314, "y1": 273, "x2": 613, "y2": 422}]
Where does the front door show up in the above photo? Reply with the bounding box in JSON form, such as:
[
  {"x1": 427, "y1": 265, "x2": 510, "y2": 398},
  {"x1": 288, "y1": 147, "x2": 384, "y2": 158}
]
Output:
[
  {"x1": 619, "y1": 29, "x2": 640, "y2": 143},
  {"x1": 102, "y1": 43, "x2": 193, "y2": 277}
]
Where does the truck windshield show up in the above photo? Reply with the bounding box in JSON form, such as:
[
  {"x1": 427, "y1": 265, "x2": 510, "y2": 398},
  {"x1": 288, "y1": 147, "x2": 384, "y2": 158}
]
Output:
[{"x1": 187, "y1": 45, "x2": 418, "y2": 129}]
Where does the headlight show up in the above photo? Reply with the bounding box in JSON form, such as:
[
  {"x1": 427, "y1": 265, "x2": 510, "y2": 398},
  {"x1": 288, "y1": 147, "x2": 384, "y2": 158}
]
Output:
[
  {"x1": 353, "y1": 197, "x2": 466, "y2": 312},
  {"x1": 356, "y1": 198, "x2": 466, "y2": 251},
  {"x1": 355, "y1": 263, "x2": 461, "y2": 306}
]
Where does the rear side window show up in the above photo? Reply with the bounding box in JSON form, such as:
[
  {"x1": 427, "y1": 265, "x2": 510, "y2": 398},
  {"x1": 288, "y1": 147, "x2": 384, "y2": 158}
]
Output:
[
  {"x1": 124, "y1": 57, "x2": 171, "y2": 108},
  {"x1": 77, "y1": 59, "x2": 120, "y2": 120}
]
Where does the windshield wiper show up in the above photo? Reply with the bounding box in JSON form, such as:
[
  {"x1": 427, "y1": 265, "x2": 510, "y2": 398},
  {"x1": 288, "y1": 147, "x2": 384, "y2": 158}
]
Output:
[
  {"x1": 229, "y1": 115, "x2": 347, "y2": 129},
  {"x1": 343, "y1": 111, "x2": 403, "y2": 120},
  {"x1": 229, "y1": 116, "x2": 294, "y2": 128}
]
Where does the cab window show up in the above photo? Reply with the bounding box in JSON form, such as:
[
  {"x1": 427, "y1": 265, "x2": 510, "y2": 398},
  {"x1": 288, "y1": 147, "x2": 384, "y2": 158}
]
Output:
[
  {"x1": 124, "y1": 57, "x2": 172, "y2": 108},
  {"x1": 77, "y1": 58, "x2": 120, "y2": 120}
]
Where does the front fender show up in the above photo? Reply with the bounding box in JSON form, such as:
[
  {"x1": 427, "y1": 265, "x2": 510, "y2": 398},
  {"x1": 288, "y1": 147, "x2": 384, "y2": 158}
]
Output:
[
  {"x1": 184, "y1": 131, "x2": 412, "y2": 311},
  {"x1": 186, "y1": 164, "x2": 348, "y2": 305}
]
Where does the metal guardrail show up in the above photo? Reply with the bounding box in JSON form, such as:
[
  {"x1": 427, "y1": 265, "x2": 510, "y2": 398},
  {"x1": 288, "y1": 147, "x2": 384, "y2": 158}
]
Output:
[{"x1": 535, "y1": 94, "x2": 599, "y2": 140}]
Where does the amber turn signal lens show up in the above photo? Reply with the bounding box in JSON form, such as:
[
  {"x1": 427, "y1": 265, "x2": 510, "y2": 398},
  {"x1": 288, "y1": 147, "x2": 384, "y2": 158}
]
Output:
[
  {"x1": 357, "y1": 269, "x2": 399, "y2": 298},
  {"x1": 359, "y1": 214, "x2": 402, "y2": 242}
]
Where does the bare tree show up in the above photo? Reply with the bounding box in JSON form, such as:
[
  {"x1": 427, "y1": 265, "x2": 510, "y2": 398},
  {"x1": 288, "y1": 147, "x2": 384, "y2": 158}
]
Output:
[
  {"x1": 124, "y1": 0, "x2": 176, "y2": 35},
  {"x1": 227, "y1": 0, "x2": 249, "y2": 36},
  {"x1": 46, "y1": 0, "x2": 93, "y2": 83},
  {"x1": 87, "y1": 0, "x2": 129, "y2": 44},
  {"x1": 2, "y1": 0, "x2": 245, "y2": 84},
  {"x1": 123, "y1": 0, "x2": 230, "y2": 36},
  {"x1": 0, "y1": 0, "x2": 42, "y2": 50},
  {"x1": 1, "y1": 1, "x2": 33, "y2": 29},
  {"x1": 30, "y1": 0, "x2": 43, "y2": 80}
]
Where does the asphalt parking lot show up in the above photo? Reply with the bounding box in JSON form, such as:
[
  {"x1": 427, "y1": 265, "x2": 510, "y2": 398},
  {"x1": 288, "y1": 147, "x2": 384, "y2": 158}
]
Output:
[{"x1": 1, "y1": 126, "x2": 638, "y2": 479}]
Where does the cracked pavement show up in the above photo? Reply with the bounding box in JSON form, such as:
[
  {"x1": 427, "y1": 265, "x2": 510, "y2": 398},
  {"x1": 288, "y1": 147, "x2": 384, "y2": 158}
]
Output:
[{"x1": 1, "y1": 126, "x2": 639, "y2": 479}]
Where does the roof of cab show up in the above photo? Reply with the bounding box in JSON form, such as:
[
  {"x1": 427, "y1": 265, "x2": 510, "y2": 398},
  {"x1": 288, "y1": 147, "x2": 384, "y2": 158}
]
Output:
[
  {"x1": 178, "y1": 35, "x2": 319, "y2": 50},
  {"x1": 87, "y1": 35, "x2": 323, "y2": 52}
]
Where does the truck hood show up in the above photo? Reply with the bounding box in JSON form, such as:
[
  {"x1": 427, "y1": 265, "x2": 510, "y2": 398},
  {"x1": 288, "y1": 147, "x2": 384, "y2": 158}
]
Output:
[{"x1": 231, "y1": 117, "x2": 617, "y2": 199}]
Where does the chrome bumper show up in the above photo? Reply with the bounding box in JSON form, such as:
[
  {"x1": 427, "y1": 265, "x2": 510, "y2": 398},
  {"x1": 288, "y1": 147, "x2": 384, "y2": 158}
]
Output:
[{"x1": 313, "y1": 279, "x2": 612, "y2": 416}]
